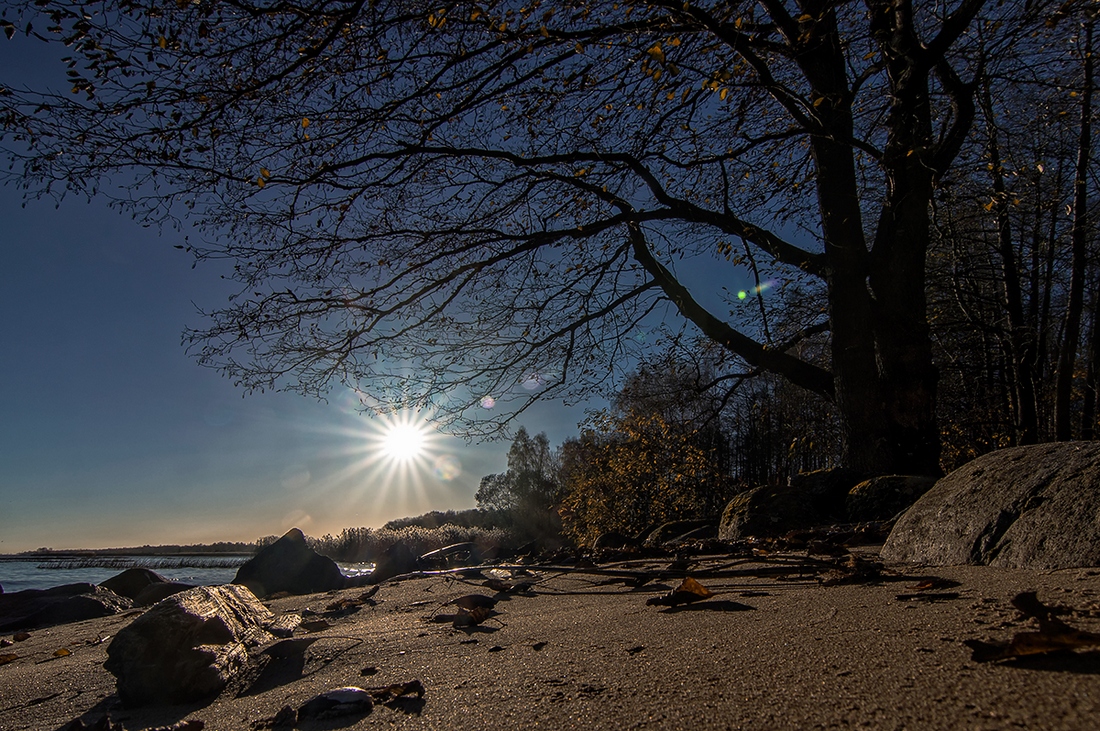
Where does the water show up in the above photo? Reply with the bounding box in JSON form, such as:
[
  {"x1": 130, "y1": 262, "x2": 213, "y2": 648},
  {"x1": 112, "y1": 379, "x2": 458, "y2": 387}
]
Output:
[
  {"x1": 0, "y1": 556, "x2": 248, "y2": 593},
  {"x1": 0, "y1": 556, "x2": 375, "y2": 593}
]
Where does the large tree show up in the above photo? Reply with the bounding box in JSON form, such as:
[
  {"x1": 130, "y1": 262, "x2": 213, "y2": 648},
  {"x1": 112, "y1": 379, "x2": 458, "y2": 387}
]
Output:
[{"x1": 1, "y1": 0, "x2": 1039, "y2": 474}]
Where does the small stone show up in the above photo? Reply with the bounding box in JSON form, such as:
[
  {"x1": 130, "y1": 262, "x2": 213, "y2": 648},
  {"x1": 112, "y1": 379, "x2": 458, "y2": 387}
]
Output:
[{"x1": 298, "y1": 687, "x2": 374, "y2": 720}]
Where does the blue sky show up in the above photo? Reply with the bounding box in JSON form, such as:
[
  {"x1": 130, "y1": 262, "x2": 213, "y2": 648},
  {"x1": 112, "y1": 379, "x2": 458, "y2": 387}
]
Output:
[{"x1": 0, "y1": 181, "x2": 597, "y2": 553}]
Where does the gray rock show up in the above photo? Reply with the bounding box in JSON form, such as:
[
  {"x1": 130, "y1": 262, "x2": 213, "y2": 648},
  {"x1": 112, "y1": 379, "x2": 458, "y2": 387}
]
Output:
[
  {"x1": 881, "y1": 442, "x2": 1100, "y2": 569},
  {"x1": 232, "y1": 528, "x2": 346, "y2": 597},
  {"x1": 846, "y1": 475, "x2": 939, "y2": 522},
  {"x1": 0, "y1": 583, "x2": 132, "y2": 632},
  {"x1": 99, "y1": 568, "x2": 169, "y2": 600},
  {"x1": 719, "y1": 468, "x2": 873, "y2": 540},
  {"x1": 298, "y1": 686, "x2": 374, "y2": 720},
  {"x1": 104, "y1": 584, "x2": 276, "y2": 706}
]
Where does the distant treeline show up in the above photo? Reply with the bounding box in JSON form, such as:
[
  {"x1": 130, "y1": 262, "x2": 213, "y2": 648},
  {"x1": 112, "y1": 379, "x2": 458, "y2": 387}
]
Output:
[
  {"x1": 36, "y1": 556, "x2": 249, "y2": 570},
  {"x1": 17, "y1": 541, "x2": 258, "y2": 558}
]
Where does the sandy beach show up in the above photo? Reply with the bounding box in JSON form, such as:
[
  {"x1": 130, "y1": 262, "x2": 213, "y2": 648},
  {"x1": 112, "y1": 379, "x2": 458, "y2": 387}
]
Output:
[{"x1": 3, "y1": 550, "x2": 1100, "y2": 730}]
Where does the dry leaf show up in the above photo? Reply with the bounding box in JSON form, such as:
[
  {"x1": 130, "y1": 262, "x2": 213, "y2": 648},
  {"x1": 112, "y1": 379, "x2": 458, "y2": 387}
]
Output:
[
  {"x1": 483, "y1": 578, "x2": 513, "y2": 592},
  {"x1": 453, "y1": 605, "x2": 493, "y2": 628},
  {"x1": 0, "y1": 653, "x2": 18, "y2": 666},
  {"x1": 646, "y1": 577, "x2": 714, "y2": 607},
  {"x1": 908, "y1": 577, "x2": 960, "y2": 591},
  {"x1": 53, "y1": 648, "x2": 72, "y2": 658},
  {"x1": 365, "y1": 679, "x2": 426, "y2": 702},
  {"x1": 965, "y1": 592, "x2": 1100, "y2": 662},
  {"x1": 300, "y1": 619, "x2": 333, "y2": 633},
  {"x1": 13, "y1": 632, "x2": 31, "y2": 642}
]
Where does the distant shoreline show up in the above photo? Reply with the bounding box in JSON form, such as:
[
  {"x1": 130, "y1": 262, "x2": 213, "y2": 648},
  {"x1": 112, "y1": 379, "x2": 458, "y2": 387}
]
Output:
[
  {"x1": 0, "y1": 544, "x2": 257, "y2": 561},
  {"x1": 0, "y1": 552, "x2": 254, "y2": 560}
]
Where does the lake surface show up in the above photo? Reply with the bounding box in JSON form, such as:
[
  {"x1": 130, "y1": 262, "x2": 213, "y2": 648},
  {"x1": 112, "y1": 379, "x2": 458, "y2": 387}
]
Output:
[{"x1": 0, "y1": 556, "x2": 374, "y2": 593}]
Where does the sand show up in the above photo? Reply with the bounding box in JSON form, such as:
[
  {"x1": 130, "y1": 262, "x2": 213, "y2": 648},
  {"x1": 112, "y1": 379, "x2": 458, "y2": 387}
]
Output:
[{"x1": 2, "y1": 551, "x2": 1100, "y2": 730}]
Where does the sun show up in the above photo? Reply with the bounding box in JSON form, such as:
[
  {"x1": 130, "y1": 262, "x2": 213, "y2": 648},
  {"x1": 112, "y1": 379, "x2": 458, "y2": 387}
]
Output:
[{"x1": 381, "y1": 422, "x2": 427, "y2": 462}]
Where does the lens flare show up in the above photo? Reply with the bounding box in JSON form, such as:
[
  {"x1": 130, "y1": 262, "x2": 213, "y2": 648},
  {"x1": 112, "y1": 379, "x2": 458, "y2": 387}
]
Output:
[{"x1": 433, "y1": 454, "x2": 462, "y2": 480}]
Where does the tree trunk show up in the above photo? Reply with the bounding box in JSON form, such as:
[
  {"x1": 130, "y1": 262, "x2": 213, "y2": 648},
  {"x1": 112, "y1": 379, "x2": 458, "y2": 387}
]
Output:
[
  {"x1": 982, "y1": 78, "x2": 1039, "y2": 444},
  {"x1": 1055, "y1": 19, "x2": 1093, "y2": 441},
  {"x1": 1083, "y1": 289, "x2": 1100, "y2": 440}
]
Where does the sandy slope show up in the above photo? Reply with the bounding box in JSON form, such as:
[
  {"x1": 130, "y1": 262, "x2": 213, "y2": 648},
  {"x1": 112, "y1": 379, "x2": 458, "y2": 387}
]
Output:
[{"x1": 2, "y1": 553, "x2": 1100, "y2": 730}]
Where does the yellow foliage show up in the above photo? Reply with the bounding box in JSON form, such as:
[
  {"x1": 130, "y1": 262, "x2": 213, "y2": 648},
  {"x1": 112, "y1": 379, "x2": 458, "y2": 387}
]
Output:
[{"x1": 559, "y1": 410, "x2": 732, "y2": 546}]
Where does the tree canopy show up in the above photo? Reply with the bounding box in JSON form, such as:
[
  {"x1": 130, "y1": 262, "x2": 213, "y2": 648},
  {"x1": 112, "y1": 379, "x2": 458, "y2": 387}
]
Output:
[{"x1": 0, "y1": 0, "x2": 1078, "y2": 474}]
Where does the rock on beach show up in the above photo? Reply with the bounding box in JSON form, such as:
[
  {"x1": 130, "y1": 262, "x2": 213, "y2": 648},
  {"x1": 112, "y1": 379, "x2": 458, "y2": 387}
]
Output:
[
  {"x1": 0, "y1": 583, "x2": 132, "y2": 632},
  {"x1": 882, "y1": 441, "x2": 1100, "y2": 569},
  {"x1": 104, "y1": 584, "x2": 277, "y2": 706},
  {"x1": 232, "y1": 527, "x2": 346, "y2": 598}
]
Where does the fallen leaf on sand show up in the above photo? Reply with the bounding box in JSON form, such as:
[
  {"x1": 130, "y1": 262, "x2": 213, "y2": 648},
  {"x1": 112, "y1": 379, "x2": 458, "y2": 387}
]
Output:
[
  {"x1": 365, "y1": 679, "x2": 426, "y2": 702},
  {"x1": 646, "y1": 577, "x2": 713, "y2": 607},
  {"x1": 300, "y1": 619, "x2": 334, "y2": 633},
  {"x1": 819, "y1": 554, "x2": 884, "y2": 586},
  {"x1": 326, "y1": 586, "x2": 379, "y2": 613},
  {"x1": 964, "y1": 591, "x2": 1100, "y2": 662},
  {"x1": 484, "y1": 578, "x2": 514, "y2": 592},
  {"x1": 453, "y1": 605, "x2": 494, "y2": 628},
  {"x1": 13, "y1": 632, "x2": 30, "y2": 642},
  {"x1": 0, "y1": 653, "x2": 18, "y2": 666}
]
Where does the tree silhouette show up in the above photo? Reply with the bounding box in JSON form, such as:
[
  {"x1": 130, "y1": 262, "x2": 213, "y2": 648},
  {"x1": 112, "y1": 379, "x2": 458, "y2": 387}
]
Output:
[{"x1": 1, "y1": 0, "x2": 1044, "y2": 473}]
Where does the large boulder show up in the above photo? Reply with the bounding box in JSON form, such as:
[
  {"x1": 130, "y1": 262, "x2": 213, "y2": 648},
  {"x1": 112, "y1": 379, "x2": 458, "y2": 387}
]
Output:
[
  {"x1": 881, "y1": 442, "x2": 1100, "y2": 569},
  {"x1": 0, "y1": 583, "x2": 132, "y2": 632},
  {"x1": 719, "y1": 468, "x2": 873, "y2": 540},
  {"x1": 99, "y1": 568, "x2": 169, "y2": 601},
  {"x1": 232, "y1": 528, "x2": 346, "y2": 597},
  {"x1": 104, "y1": 584, "x2": 276, "y2": 706},
  {"x1": 845, "y1": 475, "x2": 939, "y2": 522}
]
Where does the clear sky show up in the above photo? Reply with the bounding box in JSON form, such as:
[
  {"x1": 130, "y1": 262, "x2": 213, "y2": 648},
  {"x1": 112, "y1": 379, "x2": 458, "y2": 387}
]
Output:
[
  {"x1": 0, "y1": 177, "x2": 598, "y2": 553},
  {"x1": 0, "y1": 174, "x2": 600, "y2": 553}
]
